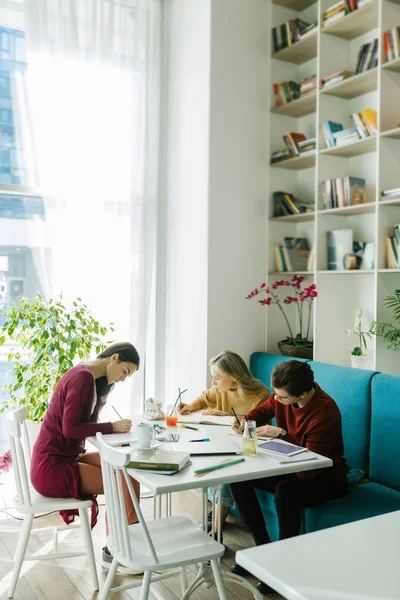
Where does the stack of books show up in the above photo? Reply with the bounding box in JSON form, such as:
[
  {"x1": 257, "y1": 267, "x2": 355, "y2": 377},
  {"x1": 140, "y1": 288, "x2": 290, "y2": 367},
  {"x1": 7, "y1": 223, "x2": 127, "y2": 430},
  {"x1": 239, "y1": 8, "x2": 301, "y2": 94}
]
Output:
[
  {"x1": 271, "y1": 133, "x2": 316, "y2": 163},
  {"x1": 321, "y1": 70, "x2": 352, "y2": 88},
  {"x1": 321, "y1": 177, "x2": 366, "y2": 209},
  {"x1": 298, "y1": 138, "x2": 316, "y2": 154},
  {"x1": 353, "y1": 38, "x2": 379, "y2": 73},
  {"x1": 271, "y1": 149, "x2": 291, "y2": 164},
  {"x1": 322, "y1": 109, "x2": 377, "y2": 147},
  {"x1": 274, "y1": 237, "x2": 310, "y2": 272},
  {"x1": 272, "y1": 18, "x2": 312, "y2": 53},
  {"x1": 382, "y1": 187, "x2": 400, "y2": 198},
  {"x1": 273, "y1": 191, "x2": 314, "y2": 217},
  {"x1": 300, "y1": 74, "x2": 317, "y2": 96},
  {"x1": 272, "y1": 80, "x2": 301, "y2": 107},
  {"x1": 283, "y1": 132, "x2": 307, "y2": 157},
  {"x1": 386, "y1": 225, "x2": 400, "y2": 269},
  {"x1": 383, "y1": 27, "x2": 400, "y2": 62},
  {"x1": 323, "y1": 1, "x2": 352, "y2": 26},
  {"x1": 127, "y1": 450, "x2": 191, "y2": 474},
  {"x1": 299, "y1": 22, "x2": 318, "y2": 39}
]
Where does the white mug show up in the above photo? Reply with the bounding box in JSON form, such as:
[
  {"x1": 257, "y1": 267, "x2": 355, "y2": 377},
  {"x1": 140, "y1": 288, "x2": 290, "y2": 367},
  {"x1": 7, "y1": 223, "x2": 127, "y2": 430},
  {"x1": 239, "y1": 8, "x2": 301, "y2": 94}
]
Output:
[{"x1": 136, "y1": 423, "x2": 155, "y2": 448}]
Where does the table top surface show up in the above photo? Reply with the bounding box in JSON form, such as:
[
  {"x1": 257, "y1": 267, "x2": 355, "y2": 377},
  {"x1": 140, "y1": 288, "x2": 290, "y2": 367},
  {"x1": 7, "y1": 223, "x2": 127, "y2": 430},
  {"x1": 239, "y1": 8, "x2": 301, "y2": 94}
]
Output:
[
  {"x1": 236, "y1": 511, "x2": 400, "y2": 600},
  {"x1": 89, "y1": 414, "x2": 332, "y2": 494}
]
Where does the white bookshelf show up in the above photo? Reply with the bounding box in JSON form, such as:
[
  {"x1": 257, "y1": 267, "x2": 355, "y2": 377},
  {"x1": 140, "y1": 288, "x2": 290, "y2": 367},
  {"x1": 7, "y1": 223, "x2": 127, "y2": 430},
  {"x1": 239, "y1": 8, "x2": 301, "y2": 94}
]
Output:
[{"x1": 266, "y1": 0, "x2": 400, "y2": 375}]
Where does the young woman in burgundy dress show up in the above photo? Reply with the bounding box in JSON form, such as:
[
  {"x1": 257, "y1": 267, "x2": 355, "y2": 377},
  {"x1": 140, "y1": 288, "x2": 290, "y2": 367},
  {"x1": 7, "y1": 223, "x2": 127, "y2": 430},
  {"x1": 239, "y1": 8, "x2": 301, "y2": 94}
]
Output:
[{"x1": 31, "y1": 341, "x2": 142, "y2": 574}]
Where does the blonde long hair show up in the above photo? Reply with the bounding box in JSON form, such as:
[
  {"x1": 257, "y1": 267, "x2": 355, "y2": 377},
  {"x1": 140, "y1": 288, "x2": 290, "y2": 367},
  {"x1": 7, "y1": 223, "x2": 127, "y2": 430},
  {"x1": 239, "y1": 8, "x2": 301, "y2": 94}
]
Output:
[{"x1": 209, "y1": 350, "x2": 268, "y2": 396}]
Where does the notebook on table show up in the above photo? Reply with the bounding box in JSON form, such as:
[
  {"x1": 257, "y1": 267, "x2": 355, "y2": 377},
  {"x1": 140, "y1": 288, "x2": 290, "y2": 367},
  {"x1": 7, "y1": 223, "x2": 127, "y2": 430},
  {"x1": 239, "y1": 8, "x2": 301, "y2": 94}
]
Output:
[
  {"x1": 178, "y1": 411, "x2": 234, "y2": 427},
  {"x1": 173, "y1": 438, "x2": 242, "y2": 456}
]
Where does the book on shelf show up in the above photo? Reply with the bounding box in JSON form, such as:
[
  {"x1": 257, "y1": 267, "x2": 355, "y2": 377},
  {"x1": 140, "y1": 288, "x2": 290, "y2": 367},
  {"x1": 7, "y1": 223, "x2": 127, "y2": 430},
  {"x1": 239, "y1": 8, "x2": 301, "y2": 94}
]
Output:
[
  {"x1": 273, "y1": 191, "x2": 314, "y2": 217},
  {"x1": 282, "y1": 237, "x2": 310, "y2": 271},
  {"x1": 383, "y1": 27, "x2": 400, "y2": 62},
  {"x1": 127, "y1": 450, "x2": 190, "y2": 472},
  {"x1": 382, "y1": 187, "x2": 400, "y2": 197},
  {"x1": 322, "y1": 177, "x2": 366, "y2": 209},
  {"x1": 300, "y1": 74, "x2": 317, "y2": 96},
  {"x1": 327, "y1": 229, "x2": 353, "y2": 270},
  {"x1": 333, "y1": 127, "x2": 360, "y2": 147},
  {"x1": 271, "y1": 18, "x2": 312, "y2": 54},
  {"x1": 271, "y1": 149, "x2": 291, "y2": 164},
  {"x1": 283, "y1": 132, "x2": 307, "y2": 157},
  {"x1": 322, "y1": 121, "x2": 344, "y2": 147},
  {"x1": 298, "y1": 138, "x2": 316, "y2": 154},
  {"x1": 386, "y1": 225, "x2": 400, "y2": 268},
  {"x1": 321, "y1": 70, "x2": 352, "y2": 88},
  {"x1": 353, "y1": 39, "x2": 378, "y2": 74},
  {"x1": 322, "y1": 109, "x2": 377, "y2": 148},
  {"x1": 361, "y1": 242, "x2": 375, "y2": 269},
  {"x1": 272, "y1": 80, "x2": 301, "y2": 108}
]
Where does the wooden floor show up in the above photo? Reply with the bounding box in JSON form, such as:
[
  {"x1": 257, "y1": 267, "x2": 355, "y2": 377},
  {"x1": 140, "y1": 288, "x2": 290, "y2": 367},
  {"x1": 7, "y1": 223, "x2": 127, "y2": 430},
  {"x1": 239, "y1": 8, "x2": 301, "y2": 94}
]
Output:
[{"x1": 0, "y1": 487, "x2": 287, "y2": 600}]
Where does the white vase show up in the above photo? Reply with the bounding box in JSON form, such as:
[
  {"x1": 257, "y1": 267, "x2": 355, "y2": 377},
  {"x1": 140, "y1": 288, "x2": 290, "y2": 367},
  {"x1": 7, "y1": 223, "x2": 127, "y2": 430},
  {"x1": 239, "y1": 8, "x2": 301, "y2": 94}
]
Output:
[{"x1": 350, "y1": 354, "x2": 369, "y2": 369}]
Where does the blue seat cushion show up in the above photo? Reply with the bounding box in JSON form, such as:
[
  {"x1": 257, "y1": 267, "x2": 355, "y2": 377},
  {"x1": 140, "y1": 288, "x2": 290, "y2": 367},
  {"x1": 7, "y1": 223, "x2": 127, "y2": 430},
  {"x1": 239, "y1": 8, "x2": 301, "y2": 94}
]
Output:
[
  {"x1": 307, "y1": 360, "x2": 376, "y2": 475},
  {"x1": 305, "y1": 483, "x2": 400, "y2": 532},
  {"x1": 370, "y1": 374, "x2": 400, "y2": 490}
]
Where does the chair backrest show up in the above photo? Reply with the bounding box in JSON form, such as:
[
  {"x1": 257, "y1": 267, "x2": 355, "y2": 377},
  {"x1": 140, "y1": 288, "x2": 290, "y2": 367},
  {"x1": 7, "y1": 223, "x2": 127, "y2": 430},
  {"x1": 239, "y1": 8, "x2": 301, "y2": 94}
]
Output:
[
  {"x1": 6, "y1": 407, "x2": 33, "y2": 508},
  {"x1": 96, "y1": 432, "x2": 159, "y2": 565}
]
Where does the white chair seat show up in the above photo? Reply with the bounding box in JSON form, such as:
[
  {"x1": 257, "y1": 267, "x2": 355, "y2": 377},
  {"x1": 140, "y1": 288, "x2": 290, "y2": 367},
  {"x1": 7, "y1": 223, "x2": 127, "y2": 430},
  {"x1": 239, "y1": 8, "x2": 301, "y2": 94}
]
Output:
[
  {"x1": 14, "y1": 490, "x2": 93, "y2": 514},
  {"x1": 109, "y1": 515, "x2": 224, "y2": 571}
]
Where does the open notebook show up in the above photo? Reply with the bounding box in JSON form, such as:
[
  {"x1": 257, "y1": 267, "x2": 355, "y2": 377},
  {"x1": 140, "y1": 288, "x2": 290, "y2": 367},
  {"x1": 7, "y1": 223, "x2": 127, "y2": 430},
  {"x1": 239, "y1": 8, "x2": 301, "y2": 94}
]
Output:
[{"x1": 178, "y1": 410, "x2": 234, "y2": 427}]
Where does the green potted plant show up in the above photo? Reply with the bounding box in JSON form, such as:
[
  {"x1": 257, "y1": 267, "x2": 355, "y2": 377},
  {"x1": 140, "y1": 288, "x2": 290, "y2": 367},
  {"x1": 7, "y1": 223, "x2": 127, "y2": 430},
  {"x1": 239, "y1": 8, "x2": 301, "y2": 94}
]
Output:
[
  {"x1": 0, "y1": 294, "x2": 114, "y2": 424},
  {"x1": 369, "y1": 289, "x2": 400, "y2": 352},
  {"x1": 246, "y1": 276, "x2": 317, "y2": 359}
]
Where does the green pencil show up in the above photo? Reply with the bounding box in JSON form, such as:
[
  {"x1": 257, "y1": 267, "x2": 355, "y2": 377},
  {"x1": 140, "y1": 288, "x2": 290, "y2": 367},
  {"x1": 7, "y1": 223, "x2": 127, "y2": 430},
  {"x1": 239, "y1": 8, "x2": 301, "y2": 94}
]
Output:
[{"x1": 194, "y1": 457, "x2": 245, "y2": 475}]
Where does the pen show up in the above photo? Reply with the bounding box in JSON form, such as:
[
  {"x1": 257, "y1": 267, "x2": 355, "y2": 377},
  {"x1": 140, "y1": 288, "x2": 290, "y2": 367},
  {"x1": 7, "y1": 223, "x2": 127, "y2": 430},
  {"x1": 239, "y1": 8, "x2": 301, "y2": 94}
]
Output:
[
  {"x1": 188, "y1": 438, "x2": 210, "y2": 442},
  {"x1": 112, "y1": 406, "x2": 123, "y2": 419},
  {"x1": 180, "y1": 424, "x2": 199, "y2": 431},
  {"x1": 231, "y1": 407, "x2": 241, "y2": 426},
  {"x1": 194, "y1": 457, "x2": 245, "y2": 475}
]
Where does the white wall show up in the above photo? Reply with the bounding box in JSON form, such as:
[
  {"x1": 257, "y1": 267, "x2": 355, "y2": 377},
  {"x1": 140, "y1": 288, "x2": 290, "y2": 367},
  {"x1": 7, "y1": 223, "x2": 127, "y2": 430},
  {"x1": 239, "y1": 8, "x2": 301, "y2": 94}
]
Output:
[{"x1": 162, "y1": 0, "x2": 269, "y2": 405}]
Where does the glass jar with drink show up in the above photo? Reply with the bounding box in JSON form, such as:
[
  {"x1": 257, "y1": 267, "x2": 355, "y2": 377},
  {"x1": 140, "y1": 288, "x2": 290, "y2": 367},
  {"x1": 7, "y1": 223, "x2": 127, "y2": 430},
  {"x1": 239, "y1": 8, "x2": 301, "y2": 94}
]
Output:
[
  {"x1": 165, "y1": 404, "x2": 178, "y2": 427},
  {"x1": 242, "y1": 420, "x2": 258, "y2": 456}
]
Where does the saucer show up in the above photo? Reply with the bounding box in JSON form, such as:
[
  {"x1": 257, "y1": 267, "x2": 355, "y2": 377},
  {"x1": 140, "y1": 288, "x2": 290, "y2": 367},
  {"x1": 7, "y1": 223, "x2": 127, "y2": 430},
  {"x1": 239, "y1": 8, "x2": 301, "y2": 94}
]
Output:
[{"x1": 132, "y1": 441, "x2": 161, "y2": 451}]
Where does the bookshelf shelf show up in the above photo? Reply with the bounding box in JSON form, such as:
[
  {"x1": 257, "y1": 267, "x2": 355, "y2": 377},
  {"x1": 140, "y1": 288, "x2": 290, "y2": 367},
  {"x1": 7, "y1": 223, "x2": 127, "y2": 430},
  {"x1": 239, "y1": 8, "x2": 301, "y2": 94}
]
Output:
[
  {"x1": 270, "y1": 212, "x2": 315, "y2": 223},
  {"x1": 318, "y1": 202, "x2": 376, "y2": 216},
  {"x1": 320, "y1": 68, "x2": 378, "y2": 100},
  {"x1": 319, "y1": 136, "x2": 376, "y2": 157},
  {"x1": 272, "y1": 0, "x2": 315, "y2": 9},
  {"x1": 272, "y1": 31, "x2": 318, "y2": 64},
  {"x1": 380, "y1": 127, "x2": 400, "y2": 140},
  {"x1": 382, "y1": 57, "x2": 400, "y2": 73},
  {"x1": 322, "y1": 0, "x2": 378, "y2": 40},
  {"x1": 317, "y1": 270, "x2": 375, "y2": 275},
  {"x1": 380, "y1": 197, "x2": 400, "y2": 206},
  {"x1": 269, "y1": 271, "x2": 314, "y2": 276},
  {"x1": 270, "y1": 152, "x2": 316, "y2": 170},
  {"x1": 271, "y1": 92, "x2": 317, "y2": 117},
  {"x1": 266, "y1": 0, "x2": 400, "y2": 375}
]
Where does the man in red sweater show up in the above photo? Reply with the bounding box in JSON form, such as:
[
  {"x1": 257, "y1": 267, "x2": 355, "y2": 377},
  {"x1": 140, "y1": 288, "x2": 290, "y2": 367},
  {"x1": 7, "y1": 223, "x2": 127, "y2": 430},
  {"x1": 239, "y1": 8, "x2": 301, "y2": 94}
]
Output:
[{"x1": 230, "y1": 360, "x2": 348, "y2": 595}]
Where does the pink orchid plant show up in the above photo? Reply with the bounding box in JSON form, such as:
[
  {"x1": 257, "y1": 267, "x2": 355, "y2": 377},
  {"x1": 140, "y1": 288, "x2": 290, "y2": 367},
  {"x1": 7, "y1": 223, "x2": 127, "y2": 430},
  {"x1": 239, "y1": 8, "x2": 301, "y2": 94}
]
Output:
[
  {"x1": 247, "y1": 275, "x2": 318, "y2": 347},
  {"x1": 0, "y1": 450, "x2": 12, "y2": 473}
]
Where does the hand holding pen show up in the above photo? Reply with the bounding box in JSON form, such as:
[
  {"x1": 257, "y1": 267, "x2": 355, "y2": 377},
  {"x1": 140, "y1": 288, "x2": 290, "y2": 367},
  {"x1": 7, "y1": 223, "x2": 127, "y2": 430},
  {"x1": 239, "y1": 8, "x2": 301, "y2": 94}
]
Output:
[
  {"x1": 231, "y1": 407, "x2": 246, "y2": 435},
  {"x1": 111, "y1": 406, "x2": 132, "y2": 433}
]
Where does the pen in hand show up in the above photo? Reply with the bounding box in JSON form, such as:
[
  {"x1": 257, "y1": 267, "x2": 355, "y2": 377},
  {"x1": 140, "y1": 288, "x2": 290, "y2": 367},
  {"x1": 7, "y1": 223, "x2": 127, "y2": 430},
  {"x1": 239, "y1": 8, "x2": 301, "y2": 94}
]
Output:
[{"x1": 112, "y1": 405, "x2": 123, "y2": 419}]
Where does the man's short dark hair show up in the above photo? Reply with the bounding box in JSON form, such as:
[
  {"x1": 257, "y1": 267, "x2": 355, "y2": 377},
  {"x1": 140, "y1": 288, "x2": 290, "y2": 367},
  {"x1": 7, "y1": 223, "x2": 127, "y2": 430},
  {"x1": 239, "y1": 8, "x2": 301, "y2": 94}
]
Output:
[{"x1": 271, "y1": 360, "x2": 314, "y2": 397}]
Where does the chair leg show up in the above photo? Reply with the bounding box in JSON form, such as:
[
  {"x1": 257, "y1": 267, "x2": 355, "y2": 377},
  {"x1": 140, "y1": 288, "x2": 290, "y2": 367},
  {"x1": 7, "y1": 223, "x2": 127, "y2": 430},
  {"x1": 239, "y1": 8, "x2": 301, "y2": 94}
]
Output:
[
  {"x1": 179, "y1": 566, "x2": 188, "y2": 594},
  {"x1": 8, "y1": 514, "x2": 34, "y2": 599},
  {"x1": 210, "y1": 559, "x2": 228, "y2": 600},
  {"x1": 98, "y1": 557, "x2": 119, "y2": 600},
  {"x1": 78, "y1": 508, "x2": 99, "y2": 591},
  {"x1": 139, "y1": 570, "x2": 152, "y2": 600}
]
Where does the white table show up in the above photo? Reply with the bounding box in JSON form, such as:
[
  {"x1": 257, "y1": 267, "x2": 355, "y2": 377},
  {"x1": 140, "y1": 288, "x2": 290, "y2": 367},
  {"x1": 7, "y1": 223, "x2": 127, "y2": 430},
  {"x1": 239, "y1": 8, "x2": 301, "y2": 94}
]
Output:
[
  {"x1": 90, "y1": 417, "x2": 332, "y2": 599},
  {"x1": 236, "y1": 511, "x2": 400, "y2": 600}
]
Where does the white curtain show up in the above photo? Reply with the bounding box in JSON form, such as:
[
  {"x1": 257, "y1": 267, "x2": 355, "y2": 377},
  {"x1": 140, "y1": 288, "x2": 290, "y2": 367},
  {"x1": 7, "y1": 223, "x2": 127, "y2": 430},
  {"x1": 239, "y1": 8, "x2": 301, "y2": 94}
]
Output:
[{"x1": 21, "y1": 0, "x2": 161, "y2": 411}]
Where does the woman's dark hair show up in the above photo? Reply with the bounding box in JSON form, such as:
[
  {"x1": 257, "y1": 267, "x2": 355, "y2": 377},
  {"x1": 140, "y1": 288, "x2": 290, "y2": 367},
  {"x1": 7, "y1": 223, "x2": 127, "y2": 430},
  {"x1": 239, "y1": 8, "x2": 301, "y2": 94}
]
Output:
[
  {"x1": 90, "y1": 342, "x2": 140, "y2": 422},
  {"x1": 271, "y1": 360, "x2": 314, "y2": 397}
]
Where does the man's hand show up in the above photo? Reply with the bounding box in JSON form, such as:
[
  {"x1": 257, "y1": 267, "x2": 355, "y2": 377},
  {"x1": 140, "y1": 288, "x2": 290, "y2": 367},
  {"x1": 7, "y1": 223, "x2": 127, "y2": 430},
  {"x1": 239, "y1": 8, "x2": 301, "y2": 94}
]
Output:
[
  {"x1": 256, "y1": 424, "x2": 282, "y2": 438},
  {"x1": 232, "y1": 418, "x2": 245, "y2": 435},
  {"x1": 202, "y1": 408, "x2": 229, "y2": 416},
  {"x1": 177, "y1": 403, "x2": 192, "y2": 415},
  {"x1": 112, "y1": 419, "x2": 132, "y2": 433}
]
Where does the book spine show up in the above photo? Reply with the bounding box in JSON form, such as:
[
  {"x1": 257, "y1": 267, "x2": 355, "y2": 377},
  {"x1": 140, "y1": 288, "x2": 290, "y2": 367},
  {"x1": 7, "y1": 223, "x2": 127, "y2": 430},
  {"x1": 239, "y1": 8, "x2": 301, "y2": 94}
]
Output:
[{"x1": 128, "y1": 462, "x2": 179, "y2": 470}]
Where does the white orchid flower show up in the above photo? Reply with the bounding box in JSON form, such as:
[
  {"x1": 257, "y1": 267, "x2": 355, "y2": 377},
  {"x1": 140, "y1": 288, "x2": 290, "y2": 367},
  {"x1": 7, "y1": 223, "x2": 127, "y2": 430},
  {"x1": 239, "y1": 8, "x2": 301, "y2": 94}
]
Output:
[
  {"x1": 344, "y1": 329, "x2": 352, "y2": 336},
  {"x1": 353, "y1": 308, "x2": 362, "y2": 330}
]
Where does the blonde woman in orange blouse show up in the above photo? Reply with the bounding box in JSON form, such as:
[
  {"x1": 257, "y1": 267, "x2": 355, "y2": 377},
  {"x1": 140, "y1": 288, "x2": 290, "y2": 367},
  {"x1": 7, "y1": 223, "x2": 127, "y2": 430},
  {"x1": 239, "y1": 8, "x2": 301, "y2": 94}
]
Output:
[{"x1": 178, "y1": 350, "x2": 270, "y2": 536}]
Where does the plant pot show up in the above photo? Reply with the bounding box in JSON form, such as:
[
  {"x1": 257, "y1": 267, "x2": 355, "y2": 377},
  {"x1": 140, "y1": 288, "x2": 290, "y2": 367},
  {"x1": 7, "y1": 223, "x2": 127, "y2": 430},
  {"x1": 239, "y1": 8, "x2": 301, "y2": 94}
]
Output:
[
  {"x1": 350, "y1": 354, "x2": 369, "y2": 369},
  {"x1": 277, "y1": 341, "x2": 313, "y2": 360}
]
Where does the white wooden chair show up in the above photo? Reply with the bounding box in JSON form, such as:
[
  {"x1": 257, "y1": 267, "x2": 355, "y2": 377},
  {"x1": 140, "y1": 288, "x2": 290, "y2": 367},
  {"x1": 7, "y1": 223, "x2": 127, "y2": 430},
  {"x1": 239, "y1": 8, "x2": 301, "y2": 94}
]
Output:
[
  {"x1": 96, "y1": 431, "x2": 228, "y2": 600},
  {"x1": 6, "y1": 407, "x2": 99, "y2": 598}
]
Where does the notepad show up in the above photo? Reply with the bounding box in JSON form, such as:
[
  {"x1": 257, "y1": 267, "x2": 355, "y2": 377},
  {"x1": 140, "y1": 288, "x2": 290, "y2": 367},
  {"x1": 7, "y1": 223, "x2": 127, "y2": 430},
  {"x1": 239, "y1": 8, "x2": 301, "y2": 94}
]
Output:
[{"x1": 178, "y1": 411, "x2": 234, "y2": 427}]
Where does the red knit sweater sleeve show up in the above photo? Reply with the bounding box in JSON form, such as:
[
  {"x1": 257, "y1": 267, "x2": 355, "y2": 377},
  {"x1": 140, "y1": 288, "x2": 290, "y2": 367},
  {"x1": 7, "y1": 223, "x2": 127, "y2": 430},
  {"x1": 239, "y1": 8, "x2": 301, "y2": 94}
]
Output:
[
  {"x1": 62, "y1": 370, "x2": 113, "y2": 439},
  {"x1": 246, "y1": 396, "x2": 276, "y2": 424}
]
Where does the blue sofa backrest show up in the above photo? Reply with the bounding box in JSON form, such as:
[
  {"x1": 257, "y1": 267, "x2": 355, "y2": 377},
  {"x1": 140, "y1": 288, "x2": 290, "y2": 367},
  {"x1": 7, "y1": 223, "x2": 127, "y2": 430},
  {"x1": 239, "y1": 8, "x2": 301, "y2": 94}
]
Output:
[
  {"x1": 307, "y1": 360, "x2": 376, "y2": 476},
  {"x1": 250, "y1": 352, "x2": 307, "y2": 392},
  {"x1": 370, "y1": 374, "x2": 400, "y2": 491}
]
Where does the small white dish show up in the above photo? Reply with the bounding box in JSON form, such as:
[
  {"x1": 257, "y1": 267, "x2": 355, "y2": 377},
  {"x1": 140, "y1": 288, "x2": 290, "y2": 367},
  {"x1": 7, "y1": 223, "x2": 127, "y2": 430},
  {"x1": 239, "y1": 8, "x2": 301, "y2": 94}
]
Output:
[{"x1": 131, "y1": 440, "x2": 161, "y2": 452}]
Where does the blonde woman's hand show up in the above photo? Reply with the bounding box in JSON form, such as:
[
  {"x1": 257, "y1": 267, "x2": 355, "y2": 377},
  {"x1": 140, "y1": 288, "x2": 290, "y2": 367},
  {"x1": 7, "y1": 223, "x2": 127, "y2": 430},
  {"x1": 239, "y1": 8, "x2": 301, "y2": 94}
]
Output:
[
  {"x1": 232, "y1": 418, "x2": 245, "y2": 435},
  {"x1": 202, "y1": 408, "x2": 229, "y2": 416},
  {"x1": 112, "y1": 419, "x2": 132, "y2": 433},
  {"x1": 177, "y1": 403, "x2": 192, "y2": 415}
]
